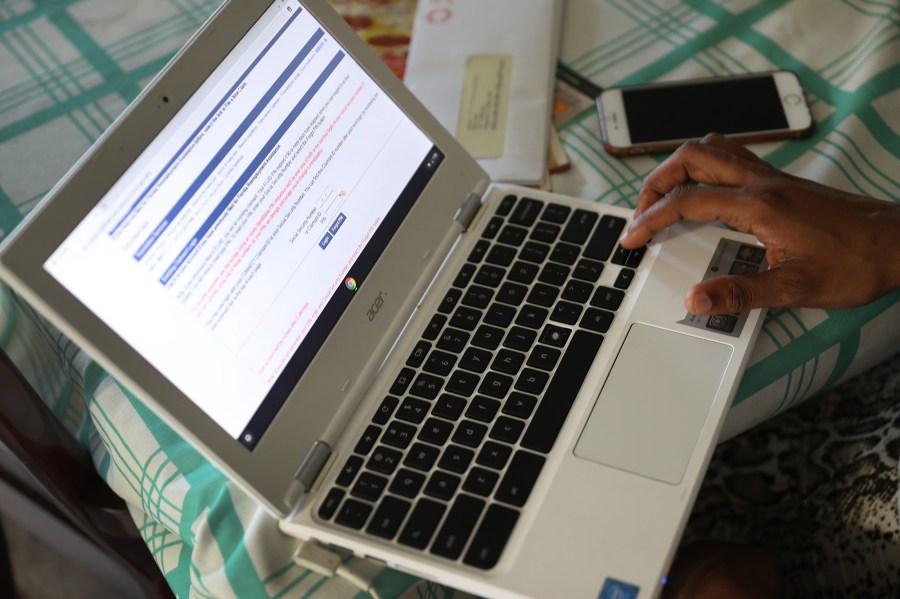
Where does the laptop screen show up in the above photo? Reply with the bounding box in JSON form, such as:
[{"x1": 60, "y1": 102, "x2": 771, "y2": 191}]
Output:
[{"x1": 44, "y1": 0, "x2": 439, "y2": 447}]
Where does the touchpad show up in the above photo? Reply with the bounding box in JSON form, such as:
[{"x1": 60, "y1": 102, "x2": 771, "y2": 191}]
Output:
[{"x1": 574, "y1": 323, "x2": 733, "y2": 484}]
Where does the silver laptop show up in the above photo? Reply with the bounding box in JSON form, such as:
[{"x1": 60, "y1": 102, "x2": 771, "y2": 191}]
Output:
[{"x1": 0, "y1": 1, "x2": 767, "y2": 597}]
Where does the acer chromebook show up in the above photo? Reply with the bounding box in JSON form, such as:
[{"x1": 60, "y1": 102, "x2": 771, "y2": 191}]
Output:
[{"x1": 0, "y1": 1, "x2": 768, "y2": 597}]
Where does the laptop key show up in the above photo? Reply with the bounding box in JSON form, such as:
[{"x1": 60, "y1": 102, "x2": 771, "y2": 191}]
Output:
[
  {"x1": 539, "y1": 324, "x2": 571, "y2": 348},
  {"x1": 496, "y1": 281, "x2": 528, "y2": 306},
  {"x1": 521, "y1": 330, "x2": 604, "y2": 453},
  {"x1": 410, "y1": 372, "x2": 443, "y2": 400},
  {"x1": 389, "y1": 468, "x2": 426, "y2": 498},
  {"x1": 399, "y1": 499, "x2": 445, "y2": 549},
  {"x1": 504, "y1": 326, "x2": 537, "y2": 351},
  {"x1": 431, "y1": 494, "x2": 486, "y2": 560},
  {"x1": 463, "y1": 503, "x2": 520, "y2": 569},
  {"x1": 562, "y1": 279, "x2": 594, "y2": 303},
  {"x1": 538, "y1": 262, "x2": 570, "y2": 286},
  {"x1": 459, "y1": 347, "x2": 492, "y2": 373},
  {"x1": 527, "y1": 345, "x2": 561, "y2": 371},
  {"x1": 462, "y1": 467, "x2": 499, "y2": 497},
  {"x1": 450, "y1": 306, "x2": 482, "y2": 330},
  {"x1": 483, "y1": 304, "x2": 516, "y2": 328},
  {"x1": 462, "y1": 285, "x2": 494, "y2": 309},
  {"x1": 396, "y1": 397, "x2": 430, "y2": 424},
  {"x1": 507, "y1": 261, "x2": 539, "y2": 284},
  {"x1": 437, "y1": 288, "x2": 462, "y2": 314},
  {"x1": 433, "y1": 393, "x2": 467, "y2": 420},
  {"x1": 481, "y1": 216, "x2": 504, "y2": 240},
  {"x1": 390, "y1": 368, "x2": 415, "y2": 395},
  {"x1": 479, "y1": 372, "x2": 513, "y2": 399},
  {"x1": 351, "y1": 472, "x2": 388, "y2": 502},
  {"x1": 438, "y1": 445, "x2": 475, "y2": 474},
  {"x1": 614, "y1": 268, "x2": 635, "y2": 289},
  {"x1": 474, "y1": 264, "x2": 506, "y2": 287},
  {"x1": 515, "y1": 368, "x2": 549, "y2": 395},
  {"x1": 453, "y1": 420, "x2": 489, "y2": 446},
  {"x1": 453, "y1": 263, "x2": 477, "y2": 288},
  {"x1": 419, "y1": 417, "x2": 454, "y2": 445},
  {"x1": 509, "y1": 197, "x2": 543, "y2": 226},
  {"x1": 372, "y1": 395, "x2": 399, "y2": 425},
  {"x1": 503, "y1": 392, "x2": 537, "y2": 419},
  {"x1": 354, "y1": 425, "x2": 381, "y2": 455},
  {"x1": 489, "y1": 416, "x2": 525, "y2": 444},
  {"x1": 318, "y1": 488, "x2": 344, "y2": 520},
  {"x1": 549, "y1": 242, "x2": 580, "y2": 265},
  {"x1": 540, "y1": 202, "x2": 570, "y2": 223},
  {"x1": 467, "y1": 239, "x2": 490, "y2": 263},
  {"x1": 445, "y1": 370, "x2": 480, "y2": 396},
  {"x1": 573, "y1": 258, "x2": 604, "y2": 282},
  {"x1": 581, "y1": 308, "x2": 614, "y2": 333},
  {"x1": 498, "y1": 225, "x2": 528, "y2": 246},
  {"x1": 477, "y1": 441, "x2": 512, "y2": 470},
  {"x1": 465, "y1": 396, "x2": 501, "y2": 423},
  {"x1": 495, "y1": 194, "x2": 517, "y2": 216},
  {"x1": 336, "y1": 456, "x2": 363, "y2": 487},
  {"x1": 437, "y1": 327, "x2": 470, "y2": 353},
  {"x1": 591, "y1": 286, "x2": 625, "y2": 311},
  {"x1": 335, "y1": 498, "x2": 372, "y2": 530},
  {"x1": 530, "y1": 222, "x2": 560, "y2": 244},
  {"x1": 404, "y1": 442, "x2": 440, "y2": 471},
  {"x1": 382, "y1": 422, "x2": 416, "y2": 448},
  {"x1": 495, "y1": 450, "x2": 545, "y2": 507},
  {"x1": 424, "y1": 350, "x2": 457, "y2": 376},
  {"x1": 584, "y1": 215, "x2": 626, "y2": 261},
  {"x1": 423, "y1": 314, "x2": 446, "y2": 341},
  {"x1": 425, "y1": 470, "x2": 461, "y2": 500},
  {"x1": 407, "y1": 341, "x2": 430, "y2": 368},
  {"x1": 366, "y1": 496, "x2": 411, "y2": 540},
  {"x1": 366, "y1": 446, "x2": 402, "y2": 475},
  {"x1": 560, "y1": 209, "x2": 598, "y2": 245}
]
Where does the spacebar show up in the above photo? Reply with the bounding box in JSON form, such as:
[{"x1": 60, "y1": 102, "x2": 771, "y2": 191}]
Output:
[{"x1": 521, "y1": 330, "x2": 604, "y2": 453}]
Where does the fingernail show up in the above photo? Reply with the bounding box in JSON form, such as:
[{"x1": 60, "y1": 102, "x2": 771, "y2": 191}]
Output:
[{"x1": 692, "y1": 292, "x2": 713, "y2": 314}]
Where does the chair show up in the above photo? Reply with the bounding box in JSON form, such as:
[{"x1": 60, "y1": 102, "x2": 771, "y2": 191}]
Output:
[{"x1": 0, "y1": 349, "x2": 173, "y2": 598}]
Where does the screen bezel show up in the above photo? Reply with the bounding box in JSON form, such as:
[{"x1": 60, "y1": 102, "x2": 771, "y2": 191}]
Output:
[
  {"x1": 0, "y1": 0, "x2": 489, "y2": 516},
  {"x1": 597, "y1": 70, "x2": 813, "y2": 156}
]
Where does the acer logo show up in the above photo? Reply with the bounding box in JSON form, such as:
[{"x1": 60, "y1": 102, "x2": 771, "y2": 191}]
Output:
[{"x1": 367, "y1": 291, "x2": 386, "y2": 322}]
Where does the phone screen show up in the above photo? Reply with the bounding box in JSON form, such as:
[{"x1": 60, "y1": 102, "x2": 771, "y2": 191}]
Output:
[{"x1": 623, "y1": 76, "x2": 789, "y2": 143}]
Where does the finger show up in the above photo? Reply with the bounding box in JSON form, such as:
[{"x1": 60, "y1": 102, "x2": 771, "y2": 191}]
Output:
[
  {"x1": 622, "y1": 184, "x2": 762, "y2": 248},
  {"x1": 634, "y1": 139, "x2": 764, "y2": 215},
  {"x1": 697, "y1": 132, "x2": 764, "y2": 164},
  {"x1": 686, "y1": 268, "x2": 805, "y2": 314}
]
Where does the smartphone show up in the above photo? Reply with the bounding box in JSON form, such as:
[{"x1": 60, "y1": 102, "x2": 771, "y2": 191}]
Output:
[{"x1": 596, "y1": 70, "x2": 814, "y2": 156}]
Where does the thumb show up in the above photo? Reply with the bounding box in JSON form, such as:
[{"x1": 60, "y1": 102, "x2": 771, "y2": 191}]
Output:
[{"x1": 685, "y1": 269, "x2": 798, "y2": 315}]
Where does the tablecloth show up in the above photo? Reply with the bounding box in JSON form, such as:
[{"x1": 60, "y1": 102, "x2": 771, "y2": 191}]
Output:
[{"x1": 1, "y1": 0, "x2": 898, "y2": 597}]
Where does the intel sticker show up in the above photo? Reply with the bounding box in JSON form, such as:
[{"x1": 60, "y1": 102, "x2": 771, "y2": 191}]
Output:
[{"x1": 599, "y1": 578, "x2": 640, "y2": 599}]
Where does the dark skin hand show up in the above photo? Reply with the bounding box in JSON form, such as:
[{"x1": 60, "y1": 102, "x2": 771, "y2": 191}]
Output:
[
  {"x1": 620, "y1": 133, "x2": 900, "y2": 315},
  {"x1": 663, "y1": 541, "x2": 783, "y2": 599}
]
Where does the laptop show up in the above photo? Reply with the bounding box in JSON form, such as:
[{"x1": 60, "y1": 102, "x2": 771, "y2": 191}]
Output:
[{"x1": 0, "y1": 1, "x2": 767, "y2": 597}]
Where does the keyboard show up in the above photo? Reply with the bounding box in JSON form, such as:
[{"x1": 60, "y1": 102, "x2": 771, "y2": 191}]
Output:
[{"x1": 317, "y1": 194, "x2": 645, "y2": 569}]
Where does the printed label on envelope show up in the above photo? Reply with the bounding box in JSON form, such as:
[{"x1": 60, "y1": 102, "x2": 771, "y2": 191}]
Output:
[{"x1": 456, "y1": 54, "x2": 512, "y2": 158}]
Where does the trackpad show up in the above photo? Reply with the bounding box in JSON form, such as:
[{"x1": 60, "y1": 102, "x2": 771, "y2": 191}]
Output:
[{"x1": 574, "y1": 324, "x2": 733, "y2": 484}]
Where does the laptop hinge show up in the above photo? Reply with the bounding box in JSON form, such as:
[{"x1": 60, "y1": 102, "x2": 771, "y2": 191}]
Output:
[
  {"x1": 454, "y1": 192, "x2": 483, "y2": 231},
  {"x1": 291, "y1": 440, "x2": 332, "y2": 498}
]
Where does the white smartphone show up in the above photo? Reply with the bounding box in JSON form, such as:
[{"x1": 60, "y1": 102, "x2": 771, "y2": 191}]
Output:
[{"x1": 596, "y1": 70, "x2": 814, "y2": 156}]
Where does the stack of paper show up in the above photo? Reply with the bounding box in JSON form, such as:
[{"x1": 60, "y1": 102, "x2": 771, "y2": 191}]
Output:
[{"x1": 403, "y1": 0, "x2": 563, "y2": 185}]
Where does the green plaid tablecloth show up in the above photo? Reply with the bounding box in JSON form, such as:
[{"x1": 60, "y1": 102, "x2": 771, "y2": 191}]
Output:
[{"x1": 1, "y1": 1, "x2": 898, "y2": 597}]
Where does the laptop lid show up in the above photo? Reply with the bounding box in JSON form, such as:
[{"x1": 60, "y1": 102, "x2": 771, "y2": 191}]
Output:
[{"x1": 0, "y1": 0, "x2": 489, "y2": 515}]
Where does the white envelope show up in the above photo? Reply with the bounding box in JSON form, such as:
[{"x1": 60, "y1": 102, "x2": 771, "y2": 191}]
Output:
[{"x1": 404, "y1": 0, "x2": 562, "y2": 185}]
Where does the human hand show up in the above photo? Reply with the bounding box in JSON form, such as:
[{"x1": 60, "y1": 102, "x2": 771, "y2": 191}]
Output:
[
  {"x1": 620, "y1": 133, "x2": 900, "y2": 315},
  {"x1": 663, "y1": 541, "x2": 782, "y2": 599}
]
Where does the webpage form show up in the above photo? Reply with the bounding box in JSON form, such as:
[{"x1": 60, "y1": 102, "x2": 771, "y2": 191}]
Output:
[{"x1": 46, "y1": 2, "x2": 433, "y2": 437}]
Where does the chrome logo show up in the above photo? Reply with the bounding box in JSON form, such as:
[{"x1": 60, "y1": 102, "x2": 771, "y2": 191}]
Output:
[{"x1": 345, "y1": 277, "x2": 357, "y2": 291}]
